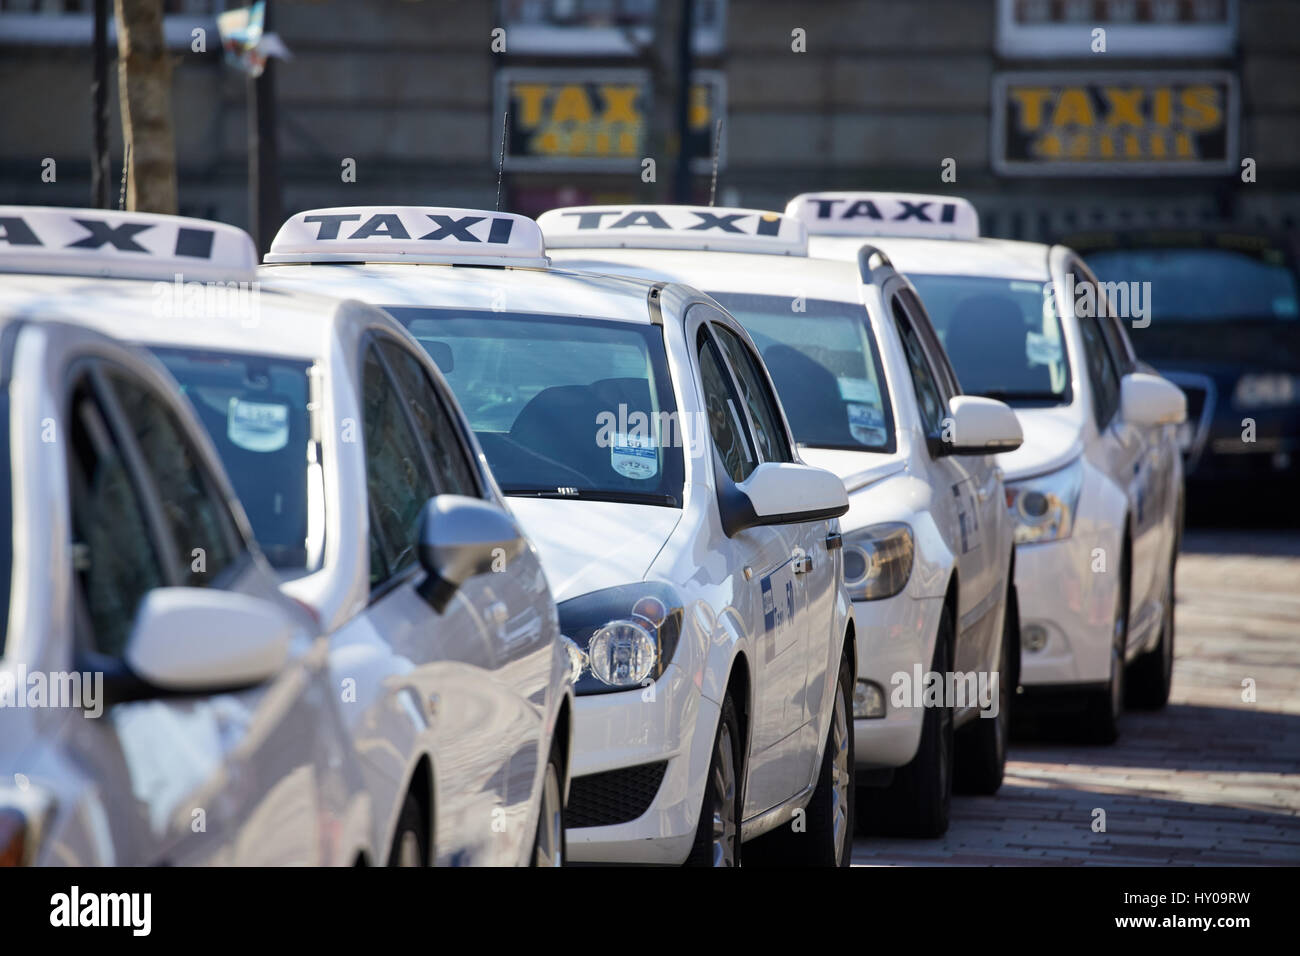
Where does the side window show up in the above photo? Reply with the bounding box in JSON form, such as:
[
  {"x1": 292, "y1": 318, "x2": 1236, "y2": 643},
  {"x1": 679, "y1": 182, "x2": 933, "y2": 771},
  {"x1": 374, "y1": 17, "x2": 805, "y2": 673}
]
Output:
[
  {"x1": 900, "y1": 289, "x2": 961, "y2": 398},
  {"x1": 106, "y1": 371, "x2": 238, "y2": 588},
  {"x1": 362, "y1": 344, "x2": 437, "y2": 588},
  {"x1": 713, "y1": 324, "x2": 793, "y2": 463},
  {"x1": 1075, "y1": 259, "x2": 1137, "y2": 375},
  {"x1": 1077, "y1": 312, "x2": 1123, "y2": 428},
  {"x1": 698, "y1": 332, "x2": 757, "y2": 483},
  {"x1": 67, "y1": 376, "x2": 164, "y2": 658},
  {"x1": 377, "y1": 339, "x2": 480, "y2": 497},
  {"x1": 892, "y1": 298, "x2": 947, "y2": 438}
]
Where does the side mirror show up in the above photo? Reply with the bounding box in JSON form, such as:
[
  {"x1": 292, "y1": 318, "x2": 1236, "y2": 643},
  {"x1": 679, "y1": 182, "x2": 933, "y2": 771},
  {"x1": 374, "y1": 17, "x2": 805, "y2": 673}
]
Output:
[
  {"x1": 417, "y1": 494, "x2": 526, "y2": 612},
  {"x1": 1121, "y1": 372, "x2": 1187, "y2": 427},
  {"x1": 936, "y1": 396, "x2": 1024, "y2": 456},
  {"x1": 124, "y1": 587, "x2": 294, "y2": 694},
  {"x1": 720, "y1": 461, "x2": 849, "y2": 536}
]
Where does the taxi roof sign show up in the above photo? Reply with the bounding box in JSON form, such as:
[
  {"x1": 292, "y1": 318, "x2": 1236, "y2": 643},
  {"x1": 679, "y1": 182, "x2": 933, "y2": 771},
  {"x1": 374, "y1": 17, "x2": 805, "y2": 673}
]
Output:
[
  {"x1": 0, "y1": 206, "x2": 257, "y2": 282},
  {"x1": 785, "y1": 192, "x2": 980, "y2": 241},
  {"x1": 537, "y1": 205, "x2": 807, "y2": 256},
  {"x1": 264, "y1": 206, "x2": 549, "y2": 267}
]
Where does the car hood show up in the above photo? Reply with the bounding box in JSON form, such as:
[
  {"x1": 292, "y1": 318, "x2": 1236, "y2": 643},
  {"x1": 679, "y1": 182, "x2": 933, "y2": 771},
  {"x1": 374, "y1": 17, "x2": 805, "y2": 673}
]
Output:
[
  {"x1": 505, "y1": 497, "x2": 681, "y2": 603},
  {"x1": 997, "y1": 406, "x2": 1085, "y2": 481},
  {"x1": 796, "y1": 447, "x2": 906, "y2": 493}
]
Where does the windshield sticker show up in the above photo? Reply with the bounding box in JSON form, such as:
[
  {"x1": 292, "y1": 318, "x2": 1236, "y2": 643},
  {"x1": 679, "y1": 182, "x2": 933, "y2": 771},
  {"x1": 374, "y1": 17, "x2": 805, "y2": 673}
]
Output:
[
  {"x1": 228, "y1": 397, "x2": 289, "y2": 452},
  {"x1": 847, "y1": 402, "x2": 886, "y2": 445},
  {"x1": 838, "y1": 376, "x2": 879, "y2": 404},
  {"x1": 1025, "y1": 332, "x2": 1063, "y2": 367},
  {"x1": 611, "y1": 432, "x2": 659, "y2": 480}
]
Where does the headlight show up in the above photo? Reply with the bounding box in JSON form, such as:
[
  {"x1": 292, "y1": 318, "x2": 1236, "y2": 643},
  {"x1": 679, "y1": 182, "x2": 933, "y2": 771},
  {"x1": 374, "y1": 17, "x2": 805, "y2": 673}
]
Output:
[
  {"x1": 1005, "y1": 458, "x2": 1083, "y2": 544},
  {"x1": 1234, "y1": 373, "x2": 1299, "y2": 409},
  {"x1": 557, "y1": 582, "x2": 683, "y2": 695},
  {"x1": 842, "y1": 522, "x2": 914, "y2": 601}
]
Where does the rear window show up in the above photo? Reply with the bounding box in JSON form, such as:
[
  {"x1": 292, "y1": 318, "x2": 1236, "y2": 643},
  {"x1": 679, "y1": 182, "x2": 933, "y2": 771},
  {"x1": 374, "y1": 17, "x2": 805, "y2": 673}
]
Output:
[{"x1": 150, "y1": 348, "x2": 322, "y2": 570}]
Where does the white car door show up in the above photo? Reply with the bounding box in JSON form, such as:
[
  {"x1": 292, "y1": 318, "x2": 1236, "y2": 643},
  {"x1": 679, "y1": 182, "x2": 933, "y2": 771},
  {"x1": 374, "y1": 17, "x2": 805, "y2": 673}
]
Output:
[
  {"x1": 377, "y1": 335, "x2": 556, "y2": 865},
  {"x1": 709, "y1": 321, "x2": 838, "y2": 754},
  {"x1": 888, "y1": 287, "x2": 1002, "y2": 675},
  {"x1": 353, "y1": 337, "x2": 513, "y2": 866},
  {"x1": 1067, "y1": 276, "x2": 1159, "y2": 648},
  {"x1": 61, "y1": 357, "x2": 346, "y2": 865},
  {"x1": 691, "y1": 309, "x2": 809, "y2": 816}
]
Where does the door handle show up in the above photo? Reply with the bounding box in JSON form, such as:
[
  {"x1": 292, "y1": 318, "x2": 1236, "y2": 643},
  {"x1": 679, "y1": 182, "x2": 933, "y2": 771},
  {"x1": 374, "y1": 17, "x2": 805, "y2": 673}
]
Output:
[
  {"x1": 793, "y1": 555, "x2": 813, "y2": 575},
  {"x1": 825, "y1": 531, "x2": 842, "y2": 551}
]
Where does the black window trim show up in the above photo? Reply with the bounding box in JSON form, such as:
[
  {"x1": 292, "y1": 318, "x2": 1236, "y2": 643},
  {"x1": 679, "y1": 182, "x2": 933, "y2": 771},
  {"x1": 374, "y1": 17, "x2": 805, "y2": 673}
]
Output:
[
  {"x1": 889, "y1": 294, "x2": 951, "y2": 457},
  {"x1": 708, "y1": 318, "x2": 795, "y2": 465},
  {"x1": 695, "y1": 317, "x2": 761, "y2": 477}
]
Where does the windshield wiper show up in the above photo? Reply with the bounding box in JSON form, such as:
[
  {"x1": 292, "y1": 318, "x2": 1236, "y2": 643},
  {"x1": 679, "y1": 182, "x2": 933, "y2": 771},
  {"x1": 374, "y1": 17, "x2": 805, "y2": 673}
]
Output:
[
  {"x1": 503, "y1": 486, "x2": 679, "y2": 507},
  {"x1": 977, "y1": 389, "x2": 1065, "y2": 402}
]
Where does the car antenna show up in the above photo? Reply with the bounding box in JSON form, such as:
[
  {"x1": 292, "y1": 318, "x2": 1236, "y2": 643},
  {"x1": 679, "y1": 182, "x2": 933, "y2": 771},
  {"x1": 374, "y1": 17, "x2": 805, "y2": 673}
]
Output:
[
  {"x1": 118, "y1": 143, "x2": 130, "y2": 211},
  {"x1": 709, "y1": 119, "x2": 722, "y2": 207},
  {"x1": 495, "y1": 111, "x2": 509, "y2": 212}
]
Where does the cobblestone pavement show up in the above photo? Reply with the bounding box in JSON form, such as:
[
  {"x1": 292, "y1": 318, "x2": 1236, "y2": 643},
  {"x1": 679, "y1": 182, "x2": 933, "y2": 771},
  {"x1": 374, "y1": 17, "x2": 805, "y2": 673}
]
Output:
[{"x1": 851, "y1": 529, "x2": 1300, "y2": 866}]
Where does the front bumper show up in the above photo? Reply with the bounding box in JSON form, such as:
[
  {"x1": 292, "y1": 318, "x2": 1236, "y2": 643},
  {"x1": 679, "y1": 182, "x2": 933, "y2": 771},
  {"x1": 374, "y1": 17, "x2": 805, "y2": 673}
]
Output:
[
  {"x1": 1015, "y1": 535, "x2": 1117, "y2": 686},
  {"x1": 851, "y1": 593, "x2": 942, "y2": 770},
  {"x1": 564, "y1": 662, "x2": 718, "y2": 865}
]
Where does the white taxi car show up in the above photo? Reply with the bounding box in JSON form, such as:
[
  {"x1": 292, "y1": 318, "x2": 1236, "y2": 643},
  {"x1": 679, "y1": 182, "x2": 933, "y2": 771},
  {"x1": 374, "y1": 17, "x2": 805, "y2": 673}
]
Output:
[
  {"x1": 260, "y1": 205, "x2": 857, "y2": 865},
  {"x1": 540, "y1": 205, "x2": 1024, "y2": 837},
  {"x1": 0, "y1": 206, "x2": 373, "y2": 865},
  {"x1": 789, "y1": 192, "x2": 1187, "y2": 742},
  {"x1": 2, "y1": 207, "x2": 573, "y2": 867}
]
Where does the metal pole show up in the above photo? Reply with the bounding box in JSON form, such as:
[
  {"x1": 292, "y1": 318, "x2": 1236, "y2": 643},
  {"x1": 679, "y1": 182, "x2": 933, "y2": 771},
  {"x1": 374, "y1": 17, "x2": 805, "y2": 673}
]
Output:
[
  {"x1": 672, "y1": 0, "x2": 695, "y2": 203},
  {"x1": 91, "y1": 0, "x2": 110, "y2": 208},
  {"x1": 249, "y1": 0, "x2": 283, "y2": 254}
]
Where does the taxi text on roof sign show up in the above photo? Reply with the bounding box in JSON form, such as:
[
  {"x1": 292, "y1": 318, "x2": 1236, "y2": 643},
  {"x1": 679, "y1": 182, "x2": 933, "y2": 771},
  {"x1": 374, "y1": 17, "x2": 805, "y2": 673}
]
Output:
[
  {"x1": 784, "y1": 193, "x2": 980, "y2": 241},
  {"x1": 537, "y1": 206, "x2": 807, "y2": 256},
  {"x1": 0, "y1": 206, "x2": 257, "y2": 282},
  {"x1": 263, "y1": 206, "x2": 549, "y2": 267}
]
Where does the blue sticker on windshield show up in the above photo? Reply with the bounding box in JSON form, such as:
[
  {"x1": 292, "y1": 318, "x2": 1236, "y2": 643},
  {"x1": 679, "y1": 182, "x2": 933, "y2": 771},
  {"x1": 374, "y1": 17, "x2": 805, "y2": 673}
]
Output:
[
  {"x1": 610, "y1": 432, "x2": 658, "y2": 480},
  {"x1": 228, "y1": 398, "x2": 289, "y2": 452}
]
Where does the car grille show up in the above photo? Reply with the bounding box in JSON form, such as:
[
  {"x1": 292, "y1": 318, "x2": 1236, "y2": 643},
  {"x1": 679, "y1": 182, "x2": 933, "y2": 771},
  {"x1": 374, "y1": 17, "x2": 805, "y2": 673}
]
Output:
[{"x1": 567, "y1": 760, "x2": 669, "y2": 829}]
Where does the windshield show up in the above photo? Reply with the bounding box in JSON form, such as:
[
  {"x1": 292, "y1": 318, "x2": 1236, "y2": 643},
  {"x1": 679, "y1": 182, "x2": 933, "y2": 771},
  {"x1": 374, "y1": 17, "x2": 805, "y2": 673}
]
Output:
[
  {"x1": 150, "y1": 348, "x2": 322, "y2": 570},
  {"x1": 708, "y1": 293, "x2": 894, "y2": 452},
  {"x1": 1084, "y1": 248, "x2": 1299, "y2": 323},
  {"x1": 385, "y1": 308, "x2": 684, "y2": 507},
  {"x1": 909, "y1": 274, "x2": 1071, "y2": 407}
]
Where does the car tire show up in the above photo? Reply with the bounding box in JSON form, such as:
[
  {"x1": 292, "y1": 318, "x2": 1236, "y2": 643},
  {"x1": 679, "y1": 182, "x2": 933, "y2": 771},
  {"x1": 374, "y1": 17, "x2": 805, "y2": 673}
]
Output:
[
  {"x1": 531, "y1": 735, "x2": 566, "y2": 867},
  {"x1": 860, "y1": 608, "x2": 953, "y2": 838},
  {"x1": 1127, "y1": 545, "x2": 1178, "y2": 710},
  {"x1": 684, "y1": 692, "x2": 743, "y2": 867},
  {"x1": 747, "y1": 648, "x2": 855, "y2": 866},
  {"x1": 387, "y1": 791, "x2": 427, "y2": 867},
  {"x1": 955, "y1": 584, "x2": 1016, "y2": 795},
  {"x1": 1084, "y1": 542, "x2": 1129, "y2": 744}
]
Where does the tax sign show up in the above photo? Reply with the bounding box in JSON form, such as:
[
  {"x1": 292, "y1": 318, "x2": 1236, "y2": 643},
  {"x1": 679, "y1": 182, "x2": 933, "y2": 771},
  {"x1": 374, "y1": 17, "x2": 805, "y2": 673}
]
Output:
[
  {"x1": 495, "y1": 68, "x2": 725, "y2": 172},
  {"x1": 993, "y1": 72, "x2": 1238, "y2": 176}
]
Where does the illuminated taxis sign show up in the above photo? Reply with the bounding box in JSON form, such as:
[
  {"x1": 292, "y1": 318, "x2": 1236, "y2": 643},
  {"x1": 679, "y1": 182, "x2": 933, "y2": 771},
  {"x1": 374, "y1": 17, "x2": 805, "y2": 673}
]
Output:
[
  {"x1": 538, "y1": 206, "x2": 806, "y2": 256},
  {"x1": 993, "y1": 71, "x2": 1239, "y2": 176},
  {"x1": 494, "y1": 68, "x2": 726, "y2": 172}
]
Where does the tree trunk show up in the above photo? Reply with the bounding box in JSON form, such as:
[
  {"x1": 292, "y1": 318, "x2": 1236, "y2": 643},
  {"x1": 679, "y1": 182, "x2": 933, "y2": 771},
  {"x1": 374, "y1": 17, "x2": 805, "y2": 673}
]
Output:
[
  {"x1": 646, "y1": 0, "x2": 684, "y2": 203},
  {"x1": 114, "y1": 0, "x2": 177, "y2": 214}
]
